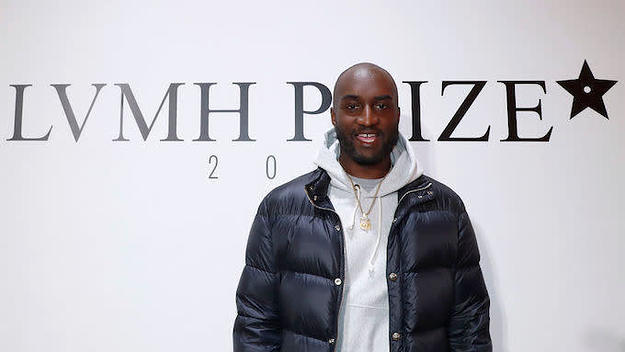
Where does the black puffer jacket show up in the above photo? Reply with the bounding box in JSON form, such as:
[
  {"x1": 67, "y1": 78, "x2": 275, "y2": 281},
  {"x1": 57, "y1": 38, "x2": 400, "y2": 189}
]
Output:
[{"x1": 233, "y1": 167, "x2": 492, "y2": 351}]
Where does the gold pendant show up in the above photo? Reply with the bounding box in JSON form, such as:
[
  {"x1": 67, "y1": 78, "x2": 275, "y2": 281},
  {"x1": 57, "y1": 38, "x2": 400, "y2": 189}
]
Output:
[{"x1": 360, "y1": 217, "x2": 371, "y2": 231}]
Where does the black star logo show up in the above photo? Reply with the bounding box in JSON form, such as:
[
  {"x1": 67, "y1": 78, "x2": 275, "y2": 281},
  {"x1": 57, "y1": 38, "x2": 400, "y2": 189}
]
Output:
[{"x1": 557, "y1": 60, "x2": 617, "y2": 119}]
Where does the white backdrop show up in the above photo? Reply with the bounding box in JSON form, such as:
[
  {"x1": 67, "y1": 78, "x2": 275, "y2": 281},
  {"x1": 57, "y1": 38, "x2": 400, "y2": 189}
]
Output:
[{"x1": 1, "y1": 1, "x2": 624, "y2": 351}]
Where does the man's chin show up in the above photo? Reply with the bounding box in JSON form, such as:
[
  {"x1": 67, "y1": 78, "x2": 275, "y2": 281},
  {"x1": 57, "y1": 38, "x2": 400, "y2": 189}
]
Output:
[{"x1": 352, "y1": 153, "x2": 386, "y2": 166}]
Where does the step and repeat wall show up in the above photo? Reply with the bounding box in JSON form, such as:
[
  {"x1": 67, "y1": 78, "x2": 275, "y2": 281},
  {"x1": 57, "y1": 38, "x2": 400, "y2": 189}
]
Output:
[{"x1": 1, "y1": 1, "x2": 623, "y2": 351}]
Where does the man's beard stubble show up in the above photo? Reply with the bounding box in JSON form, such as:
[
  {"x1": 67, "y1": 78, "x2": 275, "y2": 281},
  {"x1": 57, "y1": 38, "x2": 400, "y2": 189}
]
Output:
[{"x1": 334, "y1": 125, "x2": 399, "y2": 166}]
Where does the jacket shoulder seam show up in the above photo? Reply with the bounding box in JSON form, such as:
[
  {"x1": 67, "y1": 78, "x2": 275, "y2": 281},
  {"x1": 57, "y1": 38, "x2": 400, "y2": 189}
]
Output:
[{"x1": 245, "y1": 262, "x2": 278, "y2": 276}]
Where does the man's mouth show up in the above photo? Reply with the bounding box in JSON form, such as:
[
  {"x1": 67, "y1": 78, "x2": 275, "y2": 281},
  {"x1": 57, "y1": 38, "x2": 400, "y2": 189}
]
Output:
[{"x1": 355, "y1": 132, "x2": 378, "y2": 145}]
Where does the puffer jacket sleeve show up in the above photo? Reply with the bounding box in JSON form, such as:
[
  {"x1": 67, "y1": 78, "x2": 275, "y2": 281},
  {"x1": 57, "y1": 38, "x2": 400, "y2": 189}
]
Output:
[
  {"x1": 448, "y1": 206, "x2": 492, "y2": 351},
  {"x1": 233, "y1": 197, "x2": 282, "y2": 351}
]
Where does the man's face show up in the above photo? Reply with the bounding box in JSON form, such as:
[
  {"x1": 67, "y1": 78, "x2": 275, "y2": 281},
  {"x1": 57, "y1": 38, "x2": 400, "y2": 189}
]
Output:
[{"x1": 331, "y1": 68, "x2": 400, "y2": 166}]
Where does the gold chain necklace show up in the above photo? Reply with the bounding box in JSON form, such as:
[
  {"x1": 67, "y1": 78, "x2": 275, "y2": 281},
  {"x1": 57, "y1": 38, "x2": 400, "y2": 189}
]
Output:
[{"x1": 345, "y1": 173, "x2": 387, "y2": 231}]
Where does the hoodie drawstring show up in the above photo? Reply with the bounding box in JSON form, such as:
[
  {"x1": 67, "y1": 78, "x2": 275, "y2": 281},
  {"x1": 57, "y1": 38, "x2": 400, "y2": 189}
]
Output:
[
  {"x1": 347, "y1": 185, "x2": 361, "y2": 235},
  {"x1": 368, "y1": 196, "x2": 382, "y2": 273}
]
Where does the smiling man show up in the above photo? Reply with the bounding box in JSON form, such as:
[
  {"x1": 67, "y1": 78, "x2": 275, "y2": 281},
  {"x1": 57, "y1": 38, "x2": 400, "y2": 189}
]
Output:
[{"x1": 233, "y1": 63, "x2": 492, "y2": 351}]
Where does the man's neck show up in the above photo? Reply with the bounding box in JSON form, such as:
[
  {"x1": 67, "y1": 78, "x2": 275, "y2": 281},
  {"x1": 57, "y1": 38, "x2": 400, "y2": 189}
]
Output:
[{"x1": 338, "y1": 154, "x2": 391, "y2": 179}]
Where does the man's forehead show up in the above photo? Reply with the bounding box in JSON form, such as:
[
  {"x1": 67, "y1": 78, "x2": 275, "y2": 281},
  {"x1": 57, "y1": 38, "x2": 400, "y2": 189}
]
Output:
[
  {"x1": 333, "y1": 64, "x2": 398, "y2": 101},
  {"x1": 335, "y1": 79, "x2": 397, "y2": 102}
]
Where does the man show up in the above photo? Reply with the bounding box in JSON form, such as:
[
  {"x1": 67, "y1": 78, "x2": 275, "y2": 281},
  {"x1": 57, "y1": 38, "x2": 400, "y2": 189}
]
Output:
[{"x1": 233, "y1": 63, "x2": 492, "y2": 351}]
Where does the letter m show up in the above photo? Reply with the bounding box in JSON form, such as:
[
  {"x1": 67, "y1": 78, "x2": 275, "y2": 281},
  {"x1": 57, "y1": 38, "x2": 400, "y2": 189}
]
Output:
[{"x1": 114, "y1": 83, "x2": 184, "y2": 141}]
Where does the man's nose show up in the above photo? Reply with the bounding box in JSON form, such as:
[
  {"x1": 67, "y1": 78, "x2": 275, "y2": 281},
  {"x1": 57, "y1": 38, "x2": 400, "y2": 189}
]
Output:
[{"x1": 358, "y1": 105, "x2": 378, "y2": 126}]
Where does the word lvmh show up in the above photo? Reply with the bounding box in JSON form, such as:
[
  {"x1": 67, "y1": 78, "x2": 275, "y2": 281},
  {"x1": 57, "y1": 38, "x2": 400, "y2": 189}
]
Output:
[{"x1": 8, "y1": 81, "x2": 555, "y2": 142}]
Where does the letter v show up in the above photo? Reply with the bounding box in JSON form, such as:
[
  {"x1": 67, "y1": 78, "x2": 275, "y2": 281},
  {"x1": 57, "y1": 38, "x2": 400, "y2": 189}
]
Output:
[{"x1": 52, "y1": 84, "x2": 106, "y2": 142}]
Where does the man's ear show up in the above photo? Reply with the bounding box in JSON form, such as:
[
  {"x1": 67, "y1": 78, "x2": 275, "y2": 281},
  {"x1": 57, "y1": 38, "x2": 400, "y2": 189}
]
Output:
[
  {"x1": 397, "y1": 106, "x2": 401, "y2": 121},
  {"x1": 330, "y1": 107, "x2": 336, "y2": 126}
]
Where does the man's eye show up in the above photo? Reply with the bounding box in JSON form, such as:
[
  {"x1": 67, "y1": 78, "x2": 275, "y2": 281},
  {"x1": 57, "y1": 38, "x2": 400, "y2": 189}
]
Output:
[
  {"x1": 376, "y1": 103, "x2": 388, "y2": 110},
  {"x1": 346, "y1": 104, "x2": 358, "y2": 110}
]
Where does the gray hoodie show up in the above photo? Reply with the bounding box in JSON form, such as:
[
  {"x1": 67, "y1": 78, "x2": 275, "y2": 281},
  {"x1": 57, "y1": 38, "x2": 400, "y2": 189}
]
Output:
[{"x1": 313, "y1": 126, "x2": 423, "y2": 351}]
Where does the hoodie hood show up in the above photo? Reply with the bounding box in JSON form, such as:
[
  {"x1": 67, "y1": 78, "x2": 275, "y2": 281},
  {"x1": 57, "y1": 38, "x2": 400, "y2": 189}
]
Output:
[
  {"x1": 313, "y1": 126, "x2": 423, "y2": 273},
  {"x1": 313, "y1": 127, "x2": 423, "y2": 196}
]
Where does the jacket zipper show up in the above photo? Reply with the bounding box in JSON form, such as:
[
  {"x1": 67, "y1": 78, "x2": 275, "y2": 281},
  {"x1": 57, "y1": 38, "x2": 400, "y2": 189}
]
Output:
[
  {"x1": 305, "y1": 181, "x2": 432, "y2": 352},
  {"x1": 397, "y1": 182, "x2": 432, "y2": 205}
]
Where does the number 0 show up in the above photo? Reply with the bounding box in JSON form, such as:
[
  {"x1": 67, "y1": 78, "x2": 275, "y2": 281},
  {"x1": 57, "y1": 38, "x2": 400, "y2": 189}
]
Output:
[{"x1": 266, "y1": 155, "x2": 276, "y2": 179}]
